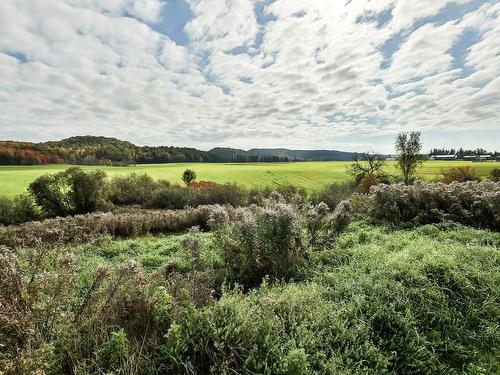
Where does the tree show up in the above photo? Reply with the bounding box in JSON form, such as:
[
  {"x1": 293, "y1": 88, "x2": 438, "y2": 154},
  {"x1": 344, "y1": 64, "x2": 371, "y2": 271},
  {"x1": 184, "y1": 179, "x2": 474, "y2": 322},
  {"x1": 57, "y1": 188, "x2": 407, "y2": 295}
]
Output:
[
  {"x1": 182, "y1": 169, "x2": 197, "y2": 186},
  {"x1": 348, "y1": 151, "x2": 387, "y2": 178},
  {"x1": 65, "y1": 167, "x2": 109, "y2": 214},
  {"x1": 395, "y1": 131, "x2": 422, "y2": 185},
  {"x1": 29, "y1": 167, "x2": 109, "y2": 216}
]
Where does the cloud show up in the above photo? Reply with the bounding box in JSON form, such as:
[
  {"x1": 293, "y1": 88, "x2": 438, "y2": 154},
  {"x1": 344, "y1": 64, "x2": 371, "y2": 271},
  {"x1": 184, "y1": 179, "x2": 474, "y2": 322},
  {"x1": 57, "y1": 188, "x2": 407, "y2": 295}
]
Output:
[{"x1": 0, "y1": 0, "x2": 498, "y2": 153}]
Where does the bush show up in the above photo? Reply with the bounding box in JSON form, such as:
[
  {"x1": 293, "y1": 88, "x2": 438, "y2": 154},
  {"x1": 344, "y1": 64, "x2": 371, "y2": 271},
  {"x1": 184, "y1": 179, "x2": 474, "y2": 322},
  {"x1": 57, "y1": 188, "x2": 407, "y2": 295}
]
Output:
[
  {"x1": 0, "y1": 194, "x2": 41, "y2": 225},
  {"x1": 490, "y1": 168, "x2": 500, "y2": 182},
  {"x1": 147, "y1": 183, "x2": 189, "y2": 209},
  {"x1": 28, "y1": 173, "x2": 75, "y2": 216},
  {"x1": 209, "y1": 200, "x2": 306, "y2": 289},
  {"x1": 67, "y1": 167, "x2": 109, "y2": 214},
  {"x1": 109, "y1": 173, "x2": 158, "y2": 205},
  {"x1": 441, "y1": 166, "x2": 481, "y2": 183},
  {"x1": 1, "y1": 219, "x2": 498, "y2": 373},
  {"x1": 369, "y1": 181, "x2": 500, "y2": 230},
  {"x1": 29, "y1": 167, "x2": 110, "y2": 217},
  {"x1": 248, "y1": 185, "x2": 307, "y2": 206},
  {"x1": 208, "y1": 195, "x2": 352, "y2": 289},
  {"x1": 188, "y1": 183, "x2": 247, "y2": 207},
  {"x1": 310, "y1": 181, "x2": 356, "y2": 209},
  {"x1": 158, "y1": 225, "x2": 499, "y2": 374},
  {"x1": 146, "y1": 182, "x2": 247, "y2": 210},
  {"x1": 0, "y1": 205, "x2": 221, "y2": 248},
  {"x1": 357, "y1": 173, "x2": 380, "y2": 194}
]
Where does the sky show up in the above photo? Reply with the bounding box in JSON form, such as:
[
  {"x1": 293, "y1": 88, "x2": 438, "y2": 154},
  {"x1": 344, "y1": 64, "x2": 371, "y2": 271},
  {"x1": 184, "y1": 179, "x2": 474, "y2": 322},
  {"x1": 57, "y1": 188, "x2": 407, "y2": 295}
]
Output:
[{"x1": 0, "y1": 0, "x2": 499, "y2": 153}]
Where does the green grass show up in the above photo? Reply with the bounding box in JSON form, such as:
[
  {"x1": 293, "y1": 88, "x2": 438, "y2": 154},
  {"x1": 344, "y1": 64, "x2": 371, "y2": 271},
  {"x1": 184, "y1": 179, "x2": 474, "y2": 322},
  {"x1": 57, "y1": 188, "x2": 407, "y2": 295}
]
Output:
[
  {"x1": 68, "y1": 222, "x2": 500, "y2": 373},
  {"x1": 0, "y1": 160, "x2": 498, "y2": 197}
]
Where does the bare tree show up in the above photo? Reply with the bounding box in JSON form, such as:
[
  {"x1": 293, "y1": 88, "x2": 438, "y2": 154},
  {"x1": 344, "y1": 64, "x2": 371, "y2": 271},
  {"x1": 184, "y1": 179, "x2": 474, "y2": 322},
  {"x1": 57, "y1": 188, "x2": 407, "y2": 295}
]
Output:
[
  {"x1": 347, "y1": 150, "x2": 387, "y2": 180},
  {"x1": 395, "y1": 131, "x2": 422, "y2": 185}
]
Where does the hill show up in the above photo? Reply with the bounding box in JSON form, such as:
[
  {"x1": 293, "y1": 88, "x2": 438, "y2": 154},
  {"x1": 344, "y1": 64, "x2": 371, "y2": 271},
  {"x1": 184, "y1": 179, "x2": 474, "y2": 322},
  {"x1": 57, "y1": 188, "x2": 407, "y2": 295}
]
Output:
[
  {"x1": 247, "y1": 148, "x2": 358, "y2": 161},
  {"x1": 0, "y1": 136, "x2": 361, "y2": 165}
]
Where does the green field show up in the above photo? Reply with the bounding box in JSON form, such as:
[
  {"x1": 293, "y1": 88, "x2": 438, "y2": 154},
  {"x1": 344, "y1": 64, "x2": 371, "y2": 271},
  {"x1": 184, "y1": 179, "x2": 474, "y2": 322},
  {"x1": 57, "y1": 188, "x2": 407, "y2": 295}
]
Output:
[{"x1": 0, "y1": 161, "x2": 498, "y2": 197}]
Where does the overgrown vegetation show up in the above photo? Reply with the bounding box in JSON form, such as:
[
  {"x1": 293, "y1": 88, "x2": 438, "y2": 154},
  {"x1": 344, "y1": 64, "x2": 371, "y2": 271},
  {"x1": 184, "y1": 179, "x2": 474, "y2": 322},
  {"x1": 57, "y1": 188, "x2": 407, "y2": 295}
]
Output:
[
  {"x1": 441, "y1": 166, "x2": 481, "y2": 183},
  {"x1": 1, "y1": 213, "x2": 498, "y2": 374},
  {"x1": 369, "y1": 180, "x2": 500, "y2": 230}
]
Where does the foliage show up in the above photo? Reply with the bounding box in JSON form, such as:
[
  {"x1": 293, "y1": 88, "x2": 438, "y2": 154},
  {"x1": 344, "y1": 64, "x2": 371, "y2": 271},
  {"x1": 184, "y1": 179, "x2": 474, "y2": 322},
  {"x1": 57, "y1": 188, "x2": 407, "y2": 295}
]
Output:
[
  {"x1": 28, "y1": 172, "x2": 74, "y2": 217},
  {"x1": 248, "y1": 184, "x2": 308, "y2": 206},
  {"x1": 308, "y1": 181, "x2": 354, "y2": 209},
  {"x1": 66, "y1": 167, "x2": 110, "y2": 214},
  {"x1": 441, "y1": 166, "x2": 481, "y2": 183},
  {"x1": 395, "y1": 131, "x2": 422, "y2": 185},
  {"x1": 0, "y1": 194, "x2": 41, "y2": 226},
  {"x1": 144, "y1": 181, "x2": 246, "y2": 209},
  {"x1": 0, "y1": 136, "x2": 293, "y2": 166},
  {"x1": 28, "y1": 167, "x2": 110, "y2": 216},
  {"x1": 0, "y1": 205, "x2": 220, "y2": 248},
  {"x1": 109, "y1": 173, "x2": 158, "y2": 205},
  {"x1": 209, "y1": 198, "x2": 307, "y2": 289},
  {"x1": 208, "y1": 195, "x2": 352, "y2": 289},
  {"x1": 356, "y1": 173, "x2": 381, "y2": 194},
  {"x1": 490, "y1": 168, "x2": 500, "y2": 182},
  {"x1": 369, "y1": 180, "x2": 500, "y2": 230},
  {"x1": 182, "y1": 169, "x2": 197, "y2": 186},
  {"x1": 0, "y1": 213, "x2": 499, "y2": 373}
]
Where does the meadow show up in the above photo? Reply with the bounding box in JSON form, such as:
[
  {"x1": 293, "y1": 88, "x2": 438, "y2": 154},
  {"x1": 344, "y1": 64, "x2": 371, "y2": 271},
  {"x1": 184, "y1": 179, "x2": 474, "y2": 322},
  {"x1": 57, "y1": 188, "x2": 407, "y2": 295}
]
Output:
[{"x1": 1, "y1": 160, "x2": 499, "y2": 197}]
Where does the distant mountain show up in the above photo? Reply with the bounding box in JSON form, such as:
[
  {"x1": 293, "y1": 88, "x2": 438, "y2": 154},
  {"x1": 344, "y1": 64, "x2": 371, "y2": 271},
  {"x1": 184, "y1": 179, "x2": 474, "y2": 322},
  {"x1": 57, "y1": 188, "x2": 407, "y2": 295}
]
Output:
[
  {"x1": 0, "y1": 135, "x2": 361, "y2": 165},
  {"x1": 247, "y1": 148, "x2": 358, "y2": 161}
]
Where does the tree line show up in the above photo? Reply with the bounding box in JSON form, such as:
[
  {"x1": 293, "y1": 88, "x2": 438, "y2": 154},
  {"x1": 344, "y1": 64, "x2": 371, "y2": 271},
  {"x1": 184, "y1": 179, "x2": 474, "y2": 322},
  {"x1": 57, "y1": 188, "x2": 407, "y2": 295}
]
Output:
[
  {"x1": 429, "y1": 147, "x2": 499, "y2": 157},
  {"x1": 0, "y1": 136, "x2": 290, "y2": 166}
]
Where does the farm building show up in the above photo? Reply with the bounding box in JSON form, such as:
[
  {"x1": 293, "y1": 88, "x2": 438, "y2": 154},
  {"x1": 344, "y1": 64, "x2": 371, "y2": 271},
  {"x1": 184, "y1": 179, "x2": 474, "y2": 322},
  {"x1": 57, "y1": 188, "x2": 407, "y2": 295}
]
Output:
[
  {"x1": 463, "y1": 154, "x2": 493, "y2": 162},
  {"x1": 429, "y1": 154, "x2": 457, "y2": 160}
]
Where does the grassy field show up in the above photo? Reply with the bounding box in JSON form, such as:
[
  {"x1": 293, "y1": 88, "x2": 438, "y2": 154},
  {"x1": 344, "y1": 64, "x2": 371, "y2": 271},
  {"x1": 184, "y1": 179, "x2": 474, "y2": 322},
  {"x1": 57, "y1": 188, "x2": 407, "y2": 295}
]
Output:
[{"x1": 0, "y1": 160, "x2": 498, "y2": 197}]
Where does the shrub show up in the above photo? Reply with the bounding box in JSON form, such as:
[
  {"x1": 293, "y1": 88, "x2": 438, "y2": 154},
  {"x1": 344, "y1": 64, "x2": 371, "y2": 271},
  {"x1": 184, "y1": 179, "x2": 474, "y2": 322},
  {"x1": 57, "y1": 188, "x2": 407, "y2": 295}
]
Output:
[
  {"x1": 249, "y1": 185, "x2": 307, "y2": 206},
  {"x1": 66, "y1": 167, "x2": 109, "y2": 214},
  {"x1": 188, "y1": 183, "x2": 247, "y2": 207},
  {"x1": 441, "y1": 166, "x2": 481, "y2": 183},
  {"x1": 0, "y1": 205, "x2": 220, "y2": 248},
  {"x1": 210, "y1": 200, "x2": 307, "y2": 289},
  {"x1": 0, "y1": 194, "x2": 41, "y2": 225},
  {"x1": 29, "y1": 167, "x2": 110, "y2": 217},
  {"x1": 99, "y1": 329, "x2": 129, "y2": 371},
  {"x1": 209, "y1": 195, "x2": 352, "y2": 289},
  {"x1": 357, "y1": 173, "x2": 380, "y2": 194},
  {"x1": 310, "y1": 181, "x2": 356, "y2": 209},
  {"x1": 369, "y1": 181, "x2": 500, "y2": 230},
  {"x1": 147, "y1": 183, "x2": 189, "y2": 209},
  {"x1": 1, "y1": 218, "x2": 498, "y2": 373},
  {"x1": 28, "y1": 173, "x2": 75, "y2": 216},
  {"x1": 109, "y1": 173, "x2": 158, "y2": 205},
  {"x1": 158, "y1": 225, "x2": 499, "y2": 374},
  {"x1": 490, "y1": 168, "x2": 500, "y2": 182},
  {"x1": 182, "y1": 169, "x2": 197, "y2": 186}
]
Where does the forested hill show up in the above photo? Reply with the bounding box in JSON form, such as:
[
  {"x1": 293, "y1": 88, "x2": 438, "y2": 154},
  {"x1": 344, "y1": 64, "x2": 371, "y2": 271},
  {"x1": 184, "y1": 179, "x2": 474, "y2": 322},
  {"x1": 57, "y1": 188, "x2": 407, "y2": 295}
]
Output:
[
  {"x1": 0, "y1": 136, "x2": 357, "y2": 165},
  {"x1": 247, "y1": 148, "x2": 357, "y2": 161}
]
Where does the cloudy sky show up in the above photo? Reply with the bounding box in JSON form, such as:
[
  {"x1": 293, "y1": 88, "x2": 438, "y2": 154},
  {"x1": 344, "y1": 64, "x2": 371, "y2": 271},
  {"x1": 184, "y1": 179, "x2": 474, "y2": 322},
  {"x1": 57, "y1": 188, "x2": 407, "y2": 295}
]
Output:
[{"x1": 0, "y1": 0, "x2": 499, "y2": 153}]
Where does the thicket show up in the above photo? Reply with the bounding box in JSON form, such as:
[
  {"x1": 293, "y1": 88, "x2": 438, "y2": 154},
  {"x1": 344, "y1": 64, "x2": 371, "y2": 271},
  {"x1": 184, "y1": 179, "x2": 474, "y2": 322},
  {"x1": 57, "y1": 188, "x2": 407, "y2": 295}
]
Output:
[
  {"x1": 209, "y1": 194, "x2": 353, "y2": 289},
  {"x1": 1, "y1": 217, "x2": 498, "y2": 374},
  {"x1": 28, "y1": 167, "x2": 110, "y2": 216},
  {"x1": 0, "y1": 194, "x2": 41, "y2": 225},
  {"x1": 441, "y1": 166, "x2": 481, "y2": 183},
  {"x1": 369, "y1": 180, "x2": 500, "y2": 230},
  {"x1": 0, "y1": 205, "x2": 221, "y2": 249}
]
